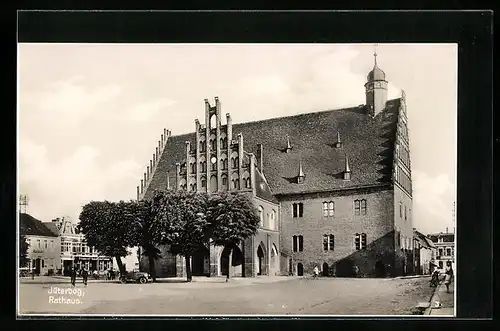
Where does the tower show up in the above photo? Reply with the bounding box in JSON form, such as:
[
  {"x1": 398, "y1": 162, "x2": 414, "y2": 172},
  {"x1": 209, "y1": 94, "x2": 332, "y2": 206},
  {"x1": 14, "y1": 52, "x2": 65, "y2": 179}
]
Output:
[{"x1": 365, "y1": 47, "x2": 388, "y2": 117}]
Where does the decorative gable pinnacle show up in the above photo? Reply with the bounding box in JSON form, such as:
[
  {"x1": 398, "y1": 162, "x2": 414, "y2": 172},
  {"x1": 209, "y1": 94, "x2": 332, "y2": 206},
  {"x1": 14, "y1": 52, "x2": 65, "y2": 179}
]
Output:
[
  {"x1": 286, "y1": 135, "x2": 292, "y2": 153},
  {"x1": 297, "y1": 160, "x2": 305, "y2": 184},
  {"x1": 343, "y1": 155, "x2": 351, "y2": 180},
  {"x1": 335, "y1": 131, "x2": 343, "y2": 148}
]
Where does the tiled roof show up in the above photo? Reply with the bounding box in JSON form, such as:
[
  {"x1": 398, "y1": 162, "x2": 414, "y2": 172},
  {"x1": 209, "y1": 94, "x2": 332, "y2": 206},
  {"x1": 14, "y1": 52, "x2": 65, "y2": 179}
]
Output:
[
  {"x1": 414, "y1": 230, "x2": 436, "y2": 249},
  {"x1": 254, "y1": 167, "x2": 278, "y2": 203},
  {"x1": 43, "y1": 222, "x2": 60, "y2": 236},
  {"x1": 19, "y1": 213, "x2": 59, "y2": 237},
  {"x1": 145, "y1": 99, "x2": 401, "y2": 198},
  {"x1": 428, "y1": 233, "x2": 455, "y2": 243}
]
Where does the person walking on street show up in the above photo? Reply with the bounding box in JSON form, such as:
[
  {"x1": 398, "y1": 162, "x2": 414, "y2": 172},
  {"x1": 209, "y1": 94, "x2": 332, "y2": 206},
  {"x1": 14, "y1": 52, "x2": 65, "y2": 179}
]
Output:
[
  {"x1": 70, "y1": 267, "x2": 77, "y2": 287},
  {"x1": 444, "y1": 261, "x2": 454, "y2": 293},
  {"x1": 313, "y1": 266, "x2": 319, "y2": 279},
  {"x1": 82, "y1": 267, "x2": 89, "y2": 286}
]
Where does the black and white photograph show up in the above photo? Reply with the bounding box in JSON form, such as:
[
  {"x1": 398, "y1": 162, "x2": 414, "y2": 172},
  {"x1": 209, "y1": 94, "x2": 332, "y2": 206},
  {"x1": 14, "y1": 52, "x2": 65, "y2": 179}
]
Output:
[{"x1": 17, "y1": 42, "x2": 457, "y2": 317}]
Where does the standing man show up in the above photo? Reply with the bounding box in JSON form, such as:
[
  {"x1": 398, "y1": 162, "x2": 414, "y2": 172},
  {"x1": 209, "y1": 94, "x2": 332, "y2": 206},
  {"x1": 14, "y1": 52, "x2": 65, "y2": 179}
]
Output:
[
  {"x1": 82, "y1": 266, "x2": 89, "y2": 286},
  {"x1": 70, "y1": 266, "x2": 77, "y2": 287}
]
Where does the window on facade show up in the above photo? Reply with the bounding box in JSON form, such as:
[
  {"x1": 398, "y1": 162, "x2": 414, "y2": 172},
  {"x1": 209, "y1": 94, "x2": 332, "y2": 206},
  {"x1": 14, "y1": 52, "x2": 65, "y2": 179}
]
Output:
[
  {"x1": 438, "y1": 248, "x2": 443, "y2": 257},
  {"x1": 292, "y1": 203, "x2": 304, "y2": 218},
  {"x1": 222, "y1": 176, "x2": 227, "y2": 186},
  {"x1": 323, "y1": 201, "x2": 335, "y2": 217},
  {"x1": 201, "y1": 179, "x2": 207, "y2": 188},
  {"x1": 211, "y1": 161, "x2": 217, "y2": 171},
  {"x1": 245, "y1": 178, "x2": 251, "y2": 188},
  {"x1": 446, "y1": 248, "x2": 451, "y2": 256},
  {"x1": 354, "y1": 233, "x2": 367, "y2": 250},
  {"x1": 292, "y1": 235, "x2": 304, "y2": 252},
  {"x1": 190, "y1": 163, "x2": 196, "y2": 174},
  {"x1": 222, "y1": 159, "x2": 228, "y2": 170},
  {"x1": 354, "y1": 199, "x2": 367, "y2": 215},
  {"x1": 270, "y1": 210, "x2": 276, "y2": 230},
  {"x1": 231, "y1": 157, "x2": 239, "y2": 169},
  {"x1": 397, "y1": 231, "x2": 401, "y2": 247},
  {"x1": 258, "y1": 206, "x2": 264, "y2": 227},
  {"x1": 37, "y1": 239, "x2": 41, "y2": 248},
  {"x1": 404, "y1": 206, "x2": 407, "y2": 220},
  {"x1": 44, "y1": 240, "x2": 47, "y2": 249},
  {"x1": 323, "y1": 234, "x2": 335, "y2": 251},
  {"x1": 399, "y1": 202, "x2": 403, "y2": 218},
  {"x1": 232, "y1": 179, "x2": 240, "y2": 190},
  {"x1": 42, "y1": 260, "x2": 44, "y2": 268}
]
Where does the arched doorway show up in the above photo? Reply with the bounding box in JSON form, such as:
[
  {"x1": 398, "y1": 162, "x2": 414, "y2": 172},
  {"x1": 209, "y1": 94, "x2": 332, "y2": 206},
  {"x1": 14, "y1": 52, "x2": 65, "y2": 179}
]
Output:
[
  {"x1": 297, "y1": 263, "x2": 304, "y2": 276},
  {"x1": 375, "y1": 260, "x2": 386, "y2": 278},
  {"x1": 220, "y1": 245, "x2": 244, "y2": 277},
  {"x1": 322, "y1": 262, "x2": 329, "y2": 277},
  {"x1": 335, "y1": 259, "x2": 353, "y2": 277},
  {"x1": 192, "y1": 245, "x2": 209, "y2": 276},
  {"x1": 257, "y1": 244, "x2": 265, "y2": 275}
]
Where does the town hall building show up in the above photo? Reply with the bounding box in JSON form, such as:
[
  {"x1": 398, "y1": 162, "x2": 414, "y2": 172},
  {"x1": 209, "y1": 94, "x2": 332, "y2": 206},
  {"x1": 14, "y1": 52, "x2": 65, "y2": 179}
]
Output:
[{"x1": 137, "y1": 54, "x2": 414, "y2": 278}]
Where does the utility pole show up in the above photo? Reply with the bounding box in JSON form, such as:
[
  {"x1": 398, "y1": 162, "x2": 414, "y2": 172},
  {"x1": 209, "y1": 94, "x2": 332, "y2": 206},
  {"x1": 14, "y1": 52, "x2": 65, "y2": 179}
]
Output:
[{"x1": 19, "y1": 194, "x2": 29, "y2": 213}]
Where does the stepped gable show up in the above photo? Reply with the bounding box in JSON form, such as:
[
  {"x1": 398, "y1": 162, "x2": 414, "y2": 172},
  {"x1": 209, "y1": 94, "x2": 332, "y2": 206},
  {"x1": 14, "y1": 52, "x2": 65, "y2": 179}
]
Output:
[{"x1": 145, "y1": 98, "x2": 401, "y2": 198}]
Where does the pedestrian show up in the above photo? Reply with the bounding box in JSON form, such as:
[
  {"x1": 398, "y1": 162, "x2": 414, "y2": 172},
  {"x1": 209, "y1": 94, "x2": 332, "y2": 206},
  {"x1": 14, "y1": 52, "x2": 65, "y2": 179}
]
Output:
[
  {"x1": 82, "y1": 267, "x2": 89, "y2": 286},
  {"x1": 313, "y1": 266, "x2": 319, "y2": 279},
  {"x1": 353, "y1": 265, "x2": 359, "y2": 277},
  {"x1": 70, "y1": 267, "x2": 77, "y2": 287},
  {"x1": 430, "y1": 265, "x2": 440, "y2": 287},
  {"x1": 444, "y1": 262, "x2": 454, "y2": 293}
]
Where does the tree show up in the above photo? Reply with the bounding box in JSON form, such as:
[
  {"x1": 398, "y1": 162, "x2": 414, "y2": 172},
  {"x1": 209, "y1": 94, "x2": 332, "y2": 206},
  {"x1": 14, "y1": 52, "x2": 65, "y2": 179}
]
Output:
[
  {"x1": 19, "y1": 222, "x2": 30, "y2": 268},
  {"x1": 162, "y1": 190, "x2": 209, "y2": 282},
  {"x1": 206, "y1": 192, "x2": 260, "y2": 280},
  {"x1": 78, "y1": 200, "x2": 135, "y2": 276},
  {"x1": 128, "y1": 195, "x2": 167, "y2": 283}
]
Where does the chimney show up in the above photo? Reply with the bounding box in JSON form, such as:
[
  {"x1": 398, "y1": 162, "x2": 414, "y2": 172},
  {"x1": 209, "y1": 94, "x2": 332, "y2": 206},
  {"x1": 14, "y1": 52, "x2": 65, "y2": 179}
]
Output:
[
  {"x1": 343, "y1": 155, "x2": 351, "y2": 180},
  {"x1": 286, "y1": 135, "x2": 292, "y2": 153},
  {"x1": 257, "y1": 143, "x2": 264, "y2": 173}
]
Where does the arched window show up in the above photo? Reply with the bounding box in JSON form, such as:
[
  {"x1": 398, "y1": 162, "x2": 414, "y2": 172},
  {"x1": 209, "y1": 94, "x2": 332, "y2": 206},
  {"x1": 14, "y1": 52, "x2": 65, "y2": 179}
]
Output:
[
  {"x1": 201, "y1": 178, "x2": 207, "y2": 188},
  {"x1": 258, "y1": 206, "x2": 264, "y2": 227},
  {"x1": 220, "y1": 153, "x2": 228, "y2": 170},
  {"x1": 354, "y1": 199, "x2": 367, "y2": 215},
  {"x1": 221, "y1": 175, "x2": 228, "y2": 190},
  {"x1": 190, "y1": 162, "x2": 196, "y2": 174},
  {"x1": 210, "y1": 139, "x2": 216, "y2": 151},
  {"x1": 322, "y1": 202, "x2": 328, "y2": 217},
  {"x1": 245, "y1": 178, "x2": 251, "y2": 188},
  {"x1": 232, "y1": 178, "x2": 240, "y2": 190},
  {"x1": 269, "y1": 209, "x2": 276, "y2": 230}
]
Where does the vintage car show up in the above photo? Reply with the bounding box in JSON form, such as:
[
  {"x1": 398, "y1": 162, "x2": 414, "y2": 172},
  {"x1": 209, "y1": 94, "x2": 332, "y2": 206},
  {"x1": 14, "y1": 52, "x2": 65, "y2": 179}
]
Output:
[{"x1": 119, "y1": 269, "x2": 151, "y2": 284}]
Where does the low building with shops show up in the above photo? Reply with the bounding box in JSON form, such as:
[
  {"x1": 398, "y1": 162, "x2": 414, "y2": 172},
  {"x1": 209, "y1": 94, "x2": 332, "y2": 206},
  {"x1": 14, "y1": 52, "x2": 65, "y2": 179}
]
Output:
[
  {"x1": 44, "y1": 217, "x2": 113, "y2": 276},
  {"x1": 20, "y1": 213, "x2": 61, "y2": 276},
  {"x1": 413, "y1": 229, "x2": 436, "y2": 275}
]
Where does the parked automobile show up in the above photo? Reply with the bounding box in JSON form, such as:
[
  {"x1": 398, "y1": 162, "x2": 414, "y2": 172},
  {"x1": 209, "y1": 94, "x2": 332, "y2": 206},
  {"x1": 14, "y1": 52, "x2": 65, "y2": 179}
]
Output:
[{"x1": 119, "y1": 269, "x2": 151, "y2": 284}]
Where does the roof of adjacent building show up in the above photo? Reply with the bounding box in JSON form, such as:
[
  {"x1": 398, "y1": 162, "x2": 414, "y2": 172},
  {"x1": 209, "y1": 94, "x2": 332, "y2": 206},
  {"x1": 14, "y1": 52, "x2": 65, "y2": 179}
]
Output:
[
  {"x1": 43, "y1": 222, "x2": 61, "y2": 236},
  {"x1": 19, "y1": 213, "x2": 59, "y2": 237},
  {"x1": 414, "y1": 230, "x2": 436, "y2": 249},
  {"x1": 428, "y1": 232, "x2": 455, "y2": 243},
  {"x1": 147, "y1": 98, "x2": 401, "y2": 198}
]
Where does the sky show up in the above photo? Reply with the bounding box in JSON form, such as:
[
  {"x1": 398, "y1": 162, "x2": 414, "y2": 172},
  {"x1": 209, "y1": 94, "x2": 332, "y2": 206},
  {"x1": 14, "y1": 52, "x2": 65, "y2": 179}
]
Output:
[{"x1": 17, "y1": 43, "x2": 457, "y2": 235}]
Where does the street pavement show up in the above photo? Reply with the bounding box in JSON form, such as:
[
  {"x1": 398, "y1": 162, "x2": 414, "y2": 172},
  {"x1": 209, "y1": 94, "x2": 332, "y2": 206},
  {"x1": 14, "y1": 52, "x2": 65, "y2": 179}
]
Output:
[
  {"x1": 426, "y1": 281, "x2": 455, "y2": 316},
  {"x1": 18, "y1": 275, "x2": 435, "y2": 316}
]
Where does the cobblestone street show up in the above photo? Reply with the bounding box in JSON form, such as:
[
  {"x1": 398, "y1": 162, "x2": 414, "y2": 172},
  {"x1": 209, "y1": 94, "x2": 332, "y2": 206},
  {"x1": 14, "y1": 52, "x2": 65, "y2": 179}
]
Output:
[{"x1": 18, "y1": 276, "x2": 436, "y2": 316}]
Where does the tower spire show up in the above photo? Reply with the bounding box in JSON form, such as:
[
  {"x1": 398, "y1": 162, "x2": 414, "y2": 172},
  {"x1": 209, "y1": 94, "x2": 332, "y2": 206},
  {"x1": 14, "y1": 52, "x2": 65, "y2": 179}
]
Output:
[
  {"x1": 297, "y1": 160, "x2": 305, "y2": 184},
  {"x1": 373, "y1": 43, "x2": 378, "y2": 66},
  {"x1": 345, "y1": 155, "x2": 351, "y2": 173}
]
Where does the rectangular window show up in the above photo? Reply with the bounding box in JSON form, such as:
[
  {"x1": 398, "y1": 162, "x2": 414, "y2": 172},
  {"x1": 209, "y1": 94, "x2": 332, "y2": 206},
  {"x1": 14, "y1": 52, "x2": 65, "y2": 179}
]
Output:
[
  {"x1": 323, "y1": 235, "x2": 329, "y2": 251},
  {"x1": 329, "y1": 234, "x2": 335, "y2": 251},
  {"x1": 438, "y1": 248, "x2": 443, "y2": 257},
  {"x1": 323, "y1": 203, "x2": 328, "y2": 217},
  {"x1": 298, "y1": 235, "x2": 303, "y2": 252},
  {"x1": 361, "y1": 233, "x2": 367, "y2": 249},
  {"x1": 354, "y1": 200, "x2": 360, "y2": 215},
  {"x1": 292, "y1": 235, "x2": 297, "y2": 252},
  {"x1": 354, "y1": 234, "x2": 361, "y2": 250},
  {"x1": 400, "y1": 202, "x2": 403, "y2": 218},
  {"x1": 328, "y1": 202, "x2": 334, "y2": 216},
  {"x1": 298, "y1": 203, "x2": 304, "y2": 217},
  {"x1": 293, "y1": 203, "x2": 303, "y2": 218},
  {"x1": 42, "y1": 260, "x2": 44, "y2": 268},
  {"x1": 44, "y1": 240, "x2": 48, "y2": 249},
  {"x1": 293, "y1": 204, "x2": 297, "y2": 218},
  {"x1": 360, "y1": 200, "x2": 367, "y2": 215},
  {"x1": 446, "y1": 248, "x2": 451, "y2": 256}
]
